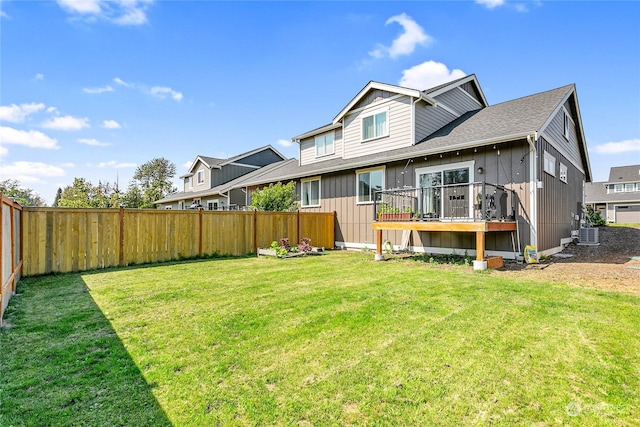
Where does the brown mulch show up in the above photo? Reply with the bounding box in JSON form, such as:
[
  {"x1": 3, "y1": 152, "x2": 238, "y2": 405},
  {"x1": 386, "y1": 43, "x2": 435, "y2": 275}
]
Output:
[{"x1": 494, "y1": 226, "x2": 640, "y2": 295}]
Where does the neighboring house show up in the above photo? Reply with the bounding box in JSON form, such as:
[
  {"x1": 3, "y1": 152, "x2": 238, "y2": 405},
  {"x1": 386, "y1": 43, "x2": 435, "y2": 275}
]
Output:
[
  {"x1": 239, "y1": 75, "x2": 591, "y2": 259},
  {"x1": 155, "y1": 145, "x2": 289, "y2": 210},
  {"x1": 585, "y1": 165, "x2": 640, "y2": 223}
]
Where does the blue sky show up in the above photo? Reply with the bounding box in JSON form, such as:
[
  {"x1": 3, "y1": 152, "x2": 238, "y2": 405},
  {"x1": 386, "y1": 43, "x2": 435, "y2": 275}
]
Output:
[{"x1": 1, "y1": 0, "x2": 639, "y2": 205}]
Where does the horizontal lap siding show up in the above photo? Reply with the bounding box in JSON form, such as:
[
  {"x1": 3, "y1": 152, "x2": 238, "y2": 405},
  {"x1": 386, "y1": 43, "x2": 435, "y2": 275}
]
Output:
[
  {"x1": 300, "y1": 128, "x2": 343, "y2": 166},
  {"x1": 343, "y1": 96, "x2": 413, "y2": 159}
]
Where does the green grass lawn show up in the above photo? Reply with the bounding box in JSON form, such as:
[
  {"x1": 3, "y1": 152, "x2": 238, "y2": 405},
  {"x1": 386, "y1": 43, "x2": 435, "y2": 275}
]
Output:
[{"x1": 2, "y1": 252, "x2": 639, "y2": 426}]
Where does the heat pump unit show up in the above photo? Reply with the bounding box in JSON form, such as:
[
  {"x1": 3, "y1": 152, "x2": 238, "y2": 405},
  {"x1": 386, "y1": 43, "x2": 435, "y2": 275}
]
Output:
[{"x1": 578, "y1": 227, "x2": 599, "y2": 245}]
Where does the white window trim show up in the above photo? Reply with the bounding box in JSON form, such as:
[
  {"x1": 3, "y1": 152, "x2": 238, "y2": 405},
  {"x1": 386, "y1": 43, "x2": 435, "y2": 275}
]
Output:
[
  {"x1": 356, "y1": 166, "x2": 385, "y2": 205},
  {"x1": 543, "y1": 151, "x2": 556, "y2": 177},
  {"x1": 314, "y1": 132, "x2": 335, "y2": 158},
  {"x1": 197, "y1": 169, "x2": 205, "y2": 184},
  {"x1": 559, "y1": 162, "x2": 568, "y2": 184},
  {"x1": 188, "y1": 176, "x2": 193, "y2": 189},
  {"x1": 301, "y1": 176, "x2": 321, "y2": 208},
  {"x1": 624, "y1": 183, "x2": 635, "y2": 192},
  {"x1": 563, "y1": 107, "x2": 573, "y2": 141},
  {"x1": 360, "y1": 106, "x2": 389, "y2": 143},
  {"x1": 614, "y1": 184, "x2": 624, "y2": 193}
]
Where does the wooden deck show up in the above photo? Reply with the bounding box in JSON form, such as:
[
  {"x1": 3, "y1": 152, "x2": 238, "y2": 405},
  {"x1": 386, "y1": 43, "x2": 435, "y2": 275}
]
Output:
[{"x1": 372, "y1": 220, "x2": 517, "y2": 260}]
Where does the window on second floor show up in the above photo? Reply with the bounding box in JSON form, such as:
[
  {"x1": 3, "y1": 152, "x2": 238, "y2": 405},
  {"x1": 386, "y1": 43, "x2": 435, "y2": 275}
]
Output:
[
  {"x1": 362, "y1": 108, "x2": 388, "y2": 141},
  {"x1": 625, "y1": 183, "x2": 636, "y2": 192},
  {"x1": 543, "y1": 151, "x2": 556, "y2": 176},
  {"x1": 614, "y1": 184, "x2": 624, "y2": 192},
  {"x1": 356, "y1": 168, "x2": 384, "y2": 204},
  {"x1": 301, "y1": 177, "x2": 321, "y2": 207},
  {"x1": 563, "y1": 109, "x2": 571, "y2": 140},
  {"x1": 197, "y1": 170, "x2": 205, "y2": 184},
  {"x1": 315, "y1": 132, "x2": 334, "y2": 157}
]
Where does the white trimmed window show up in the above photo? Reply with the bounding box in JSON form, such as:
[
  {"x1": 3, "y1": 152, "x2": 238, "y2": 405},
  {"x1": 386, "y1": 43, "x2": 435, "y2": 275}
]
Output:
[
  {"x1": 543, "y1": 151, "x2": 556, "y2": 176},
  {"x1": 315, "y1": 132, "x2": 334, "y2": 157},
  {"x1": 625, "y1": 183, "x2": 635, "y2": 192},
  {"x1": 197, "y1": 170, "x2": 205, "y2": 184},
  {"x1": 361, "y1": 108, "x2": 388, "y2": 141},
  {"x1": 563, "y1": 109, "x2": 571, "y2": 140},
  {"x1": 614, "y1": 184, "x2": 624, "y2": 193},
  {"x1": 356, "y1": 168, "x2": 384, "y2": 204},
  {"x1": 559, "y1": 163, "x2": 568, "y2": 183},
  {"x1": 301, "y1": 177, "x2": 321, "y2": 207}
]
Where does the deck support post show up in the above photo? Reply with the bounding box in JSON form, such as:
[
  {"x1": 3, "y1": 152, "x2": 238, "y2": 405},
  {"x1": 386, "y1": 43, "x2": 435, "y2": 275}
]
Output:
[
  {"x1": 374, "y1": 229, "x2": 384, "y2": 261},
  {"x1": 475, "y1": 231, "x2": 485, "y2": 261}
]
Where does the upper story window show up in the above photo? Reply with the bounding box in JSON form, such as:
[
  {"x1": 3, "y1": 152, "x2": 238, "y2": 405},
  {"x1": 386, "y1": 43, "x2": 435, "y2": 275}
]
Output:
[
  {"x1": 315, "y1": 132, "x2": 334, "y2": 157},
  {"x1": 301, "y1": 177, "x2": 321, "y2": 207},
  {"x1": 185, "y1": 176, "x2": 192, "y2": 189},
  {"x1": 356, "y1": 167, "x2": 384, "y2": 204},
  {"x1": 543, "y1": 151, "x2": 556, "y2": 176},
  {"x1": 563, "y1": 110, "x2": 571, "y2": 140},
  {"x1": 362, "y1": 108, "x2": 388, "y2": 142},
  {"x1": 559, "y1": 163, "x2": 568, "y2": 183},
  {"x1": 625, "y1": 183, "x2": 636, "y2": 192},
  {"x1": 197, "y1": 170, "x2": 205, "y2": 184},
  {"x1": 614, "y1": 184, "x2": 624, "y2": 193}
]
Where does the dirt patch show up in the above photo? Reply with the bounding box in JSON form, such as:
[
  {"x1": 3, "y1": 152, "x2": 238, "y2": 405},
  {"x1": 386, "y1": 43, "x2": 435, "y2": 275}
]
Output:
[{"x1": 495, "y1": 226, "x2": 640, "y2": 295}]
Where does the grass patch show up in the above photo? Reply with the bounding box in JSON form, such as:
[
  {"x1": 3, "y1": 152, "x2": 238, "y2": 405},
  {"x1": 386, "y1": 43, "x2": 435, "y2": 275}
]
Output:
[{"x1": 2, "y1": 252, "x2": 639, "y2": 425}]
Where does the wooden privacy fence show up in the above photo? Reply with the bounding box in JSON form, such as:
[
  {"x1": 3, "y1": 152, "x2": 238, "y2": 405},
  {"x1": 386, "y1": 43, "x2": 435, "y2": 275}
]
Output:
[
  {"x1": 1, "y1": 194, "x2": 23, "y2": 326},
  {"x1": 22, "y1": 208, "x2": 335, "y2": 276}
]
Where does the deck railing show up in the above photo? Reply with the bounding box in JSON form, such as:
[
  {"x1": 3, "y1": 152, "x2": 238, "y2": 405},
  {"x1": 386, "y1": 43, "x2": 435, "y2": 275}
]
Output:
[{"x1": 373, "y1": 182, "x2": 518, "y2": 222}]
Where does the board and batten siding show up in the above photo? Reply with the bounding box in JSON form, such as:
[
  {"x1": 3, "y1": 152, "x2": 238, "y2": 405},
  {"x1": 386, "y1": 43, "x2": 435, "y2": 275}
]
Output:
[
  {"x1": 213, "y1": 163, "x2": 257, "y2": 187},
  {"x1": 540, "y1": 100, "x2": 583, "y2": 173},
  {"x1": 415, "y1": 103, "x2": 457, "y2": 142},
  {"x1": 342, "y1": 95, "x2": 413, "y2": 160},
  {"x1": 293, "y1": 141, "x2": 532, "y2": 255},
  {"x1": 299, "y1": 128, "x2": 343, "y2": 166},
  {"x1": 536, "y1": 136, "x2": 585, "y2": 253},
  {"x1": 432, "y1": 87, "x2": 483, "y2": 116}
]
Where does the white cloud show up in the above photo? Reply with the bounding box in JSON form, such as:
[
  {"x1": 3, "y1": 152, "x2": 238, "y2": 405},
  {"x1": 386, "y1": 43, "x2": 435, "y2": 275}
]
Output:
[
  {"x1": 56, "y1": 0, "x2": 153, "y2": 26},
  {"x1": 0, "y1": 10, "x2": 8, "y2": 19},
  {"x1": 78, "y1": 138, "x2": 110, "y2": 147},
  {"x1": 0, "y1": 103, "x2": 46, "y2": 123},
  {"x1": 0, "y1": 161, "x2": 66, "y2": 183},
  {"x1": 369, "y1": 13, "x2": 432, "y2": 59},
  {"x1": 83, "y1": 85, "x2": 114, "y2": 94},
  {"x1": 34, "y1": 73, "x2": 44, "y2": 81},
  {"x1": 98, "y1": 160, "x2": 137, "y2": 168},
  {"x1": 57, "y1": 0, "x2": 102, "y2": 14},
  {"x1": 476, "y1": 0, "x2": 506, "y2": 8},
  {"x1": 591, "y1": 139, "x2": 640, "y2": 154},
  {"x1": 46, "y1": 106, "x2": 58, "y2": 114},
  {"x1": 0, "y1": 145, "x2": 7, "y2": 158},
  {"x1": 113, "y1": 77, "x2": 132, "y2": 87},
  {"x1": 102, "y1": 119, "x2": 121, "y2": 129},
  {"x1": 150, "y1": 86, "x2": 183, "y2": 101},
  {"x1": 399, "y1": 60, "x2": 466, "y2": 90},
  {"x1": 41, "y1": 115, "x2": 90, "y2": 131},
  {"x1": 182, "y1": 161, "x2": 193, "y2": 169},
  {"x1": 0, "y1": 126, "x2": 59, "y2": 149},
  {"x1": 277, "y1": 138, "x2": 294, "y2": 148}
]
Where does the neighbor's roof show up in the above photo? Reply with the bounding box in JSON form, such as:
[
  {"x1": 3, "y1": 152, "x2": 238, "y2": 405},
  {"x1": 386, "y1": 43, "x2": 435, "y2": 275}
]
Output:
[
  {"x1": 181, "y1": 145, "x2": 287, "y2": 177},
  {"x1": 608, "y1": 165, "x2": 640, "y2": 183},
  {"x1": 156, "y1": 158, "x2": 297, "y2": 204},
  {"x1": 585, "y1": 181, "x2": 640, "y2": 203},
  {"x1": 243, "y1": 84, "x2": 581, "y2": 187}
]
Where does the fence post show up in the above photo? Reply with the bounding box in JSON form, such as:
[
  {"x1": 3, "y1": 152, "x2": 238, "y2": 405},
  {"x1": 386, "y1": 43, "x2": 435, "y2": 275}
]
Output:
[
  {"x1": 118, "y1": 206, "x2": 125, "y2": 266},
  {"x1": 253, "y1": 209, "x2": 258, "y2": 253},
  {"x1": 297, "y1": 209, "x2": 300, "y2": 244},
  {"x1": 198, "y1": 208, "x2": 203, "y2": 257}
]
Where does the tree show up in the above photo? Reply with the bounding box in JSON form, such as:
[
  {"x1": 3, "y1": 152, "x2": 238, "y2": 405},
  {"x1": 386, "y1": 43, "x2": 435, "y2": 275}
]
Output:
[
  {"x1": 121, "y1": 181, "x2": 144, "y2": 208},
  {"x1": 132, "y1": 158, "x2": 177, "y2": 208},
  {"x1": 52, "y1": 187, "x2": 62, "y2": 207},
  {"x1": 57, "y1": 178, "x2": 120, "y2": 208},
  {"x1": 251, "y1": 181, "x2": 297, "y2": 211},
  {"x1": 0, "y1": 179, "x2": 46, "y2": 206}
]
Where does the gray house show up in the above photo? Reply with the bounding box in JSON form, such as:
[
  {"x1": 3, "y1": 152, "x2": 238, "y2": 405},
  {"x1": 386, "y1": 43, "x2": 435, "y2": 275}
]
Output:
[
  {"x1": 241, "y1": 75, "x2": 592, "y2": 259},
  {"x1": 155, "y1": 145, "x2": 288, "y2": 210},
  {"x1": 585, "y1": 165, "x2": 640, "y2": 223}
]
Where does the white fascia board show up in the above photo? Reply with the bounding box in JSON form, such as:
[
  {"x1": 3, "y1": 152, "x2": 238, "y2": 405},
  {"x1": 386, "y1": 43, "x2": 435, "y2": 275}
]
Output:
[
  {"x1": 291, "y1": 123, "x2": 342, "y2": 142},
  {"x1": 332, "y1": 81, "x2": 433, "y2": 124},
  {"x1": 426, "y1": 75, "x2": 489, "y2": 107},
  {"x1": 241, "y1": 132, "x2": 534, "y2": 187}
]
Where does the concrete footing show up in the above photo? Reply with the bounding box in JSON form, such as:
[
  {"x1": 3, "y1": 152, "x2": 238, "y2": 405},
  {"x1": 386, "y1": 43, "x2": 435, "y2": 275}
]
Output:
[{"x1": 473, "y1": 260, "x2": 487, "y2": 271}]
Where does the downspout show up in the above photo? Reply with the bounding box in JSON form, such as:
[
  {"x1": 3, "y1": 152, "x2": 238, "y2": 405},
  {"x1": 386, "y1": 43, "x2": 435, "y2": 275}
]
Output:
[{"x1": 526, "y1": 132, "x2": 538, "y2": 249}]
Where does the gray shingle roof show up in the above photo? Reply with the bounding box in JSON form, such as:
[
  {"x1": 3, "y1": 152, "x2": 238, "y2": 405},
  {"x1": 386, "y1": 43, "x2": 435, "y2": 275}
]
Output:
[
  {"x1": 608, "y1": 165, "x2": 640, "y2": 183},
  {"x1": 585, "y1": 181, "x2": 640, "y2": 203},
  {"x1": 242, "y1": 84, "x2": 575, "y2": 186}
]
